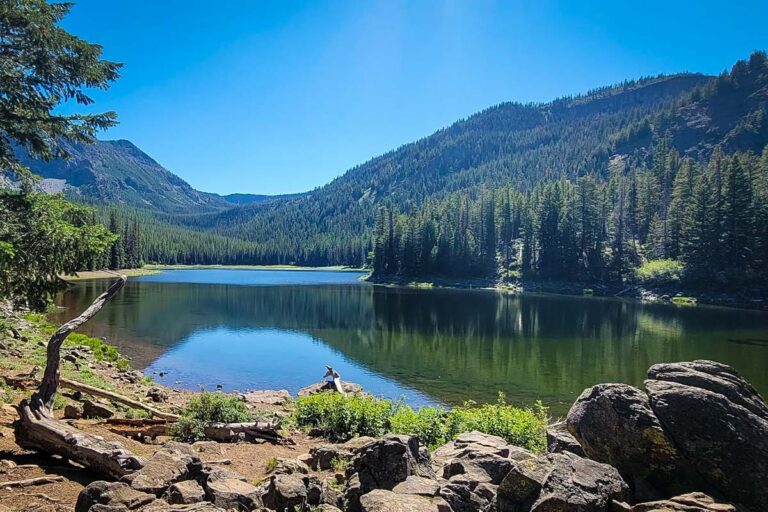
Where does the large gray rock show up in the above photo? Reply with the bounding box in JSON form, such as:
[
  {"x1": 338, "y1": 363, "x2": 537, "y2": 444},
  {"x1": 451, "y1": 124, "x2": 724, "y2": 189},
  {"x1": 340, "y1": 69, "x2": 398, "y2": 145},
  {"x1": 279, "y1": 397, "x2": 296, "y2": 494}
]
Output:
[
  {"x1": 566, "y1": 383, "x2": 696, "y2": 498},
  {"x1": 439, "y1": 479, "x2": 497, "y2": 512},
  {"x1": 82, "y1": 399, "x2": 115, "y2": 419},
  {"x1": 259, "y1": 473, "x2": 308, "y2": 511},
  {"x1": 139, "y1": 502, "x2": 228, "y2": 511},
  {"x1": 75, "y1": 481, "x2": 156, "y2": 512},
  {"x1": 392, "y1": 475, "x2": 440, "y2": 497},
  {"x1": 646, "y1": 375, "x2": 768, "y2": 511},
  {"x1": 298, "y1": 380, "x2": 364, "y2": 397},
  {"x1": 360, "y1": 489, "x2": 451, "y2": 512},
  {"x1": 629, "y1": 491, "x2": 736, "y2": 511},
  {"x1": 442, "y1": 451, "x2": 515, "y2": 485},
  {"x1": 122, "y1": 443, "x2": 202, "y2": 496},
  {"x1": 497, "y1": 451, "x2": 629, "y2": 512},
  {"x1": 432, "y1": 431, "x2": 533, "y2": 472},
  {"x1": 204, "y1": 477, "x2": 261, "y2": 511},
  {"x1": 345, "y1": 435, "x2": 436, "y2": 512}
]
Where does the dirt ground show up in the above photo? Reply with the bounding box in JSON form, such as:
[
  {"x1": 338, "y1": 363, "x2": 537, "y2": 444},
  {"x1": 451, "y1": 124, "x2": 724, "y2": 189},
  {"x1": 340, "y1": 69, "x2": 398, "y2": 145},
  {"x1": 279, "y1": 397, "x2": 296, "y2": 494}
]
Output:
[{"x1": 0, "y1": 307, "x2": 329, "y2": 512}]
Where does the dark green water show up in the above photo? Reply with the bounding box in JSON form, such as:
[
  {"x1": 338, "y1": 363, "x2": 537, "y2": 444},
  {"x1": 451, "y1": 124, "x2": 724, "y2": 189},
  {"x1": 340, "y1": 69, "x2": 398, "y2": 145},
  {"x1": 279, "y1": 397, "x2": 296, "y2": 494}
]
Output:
[{"x1": 53, "y1": 269, "x2": 768, "y2": 416}]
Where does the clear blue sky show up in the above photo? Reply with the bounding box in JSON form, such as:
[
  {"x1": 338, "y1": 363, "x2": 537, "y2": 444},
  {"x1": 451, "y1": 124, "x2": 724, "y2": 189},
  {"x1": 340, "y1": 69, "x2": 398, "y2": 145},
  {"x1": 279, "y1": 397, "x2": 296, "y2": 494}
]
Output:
[{"x1": 61, "y1": 0, "x2": 768, "y2": 195}]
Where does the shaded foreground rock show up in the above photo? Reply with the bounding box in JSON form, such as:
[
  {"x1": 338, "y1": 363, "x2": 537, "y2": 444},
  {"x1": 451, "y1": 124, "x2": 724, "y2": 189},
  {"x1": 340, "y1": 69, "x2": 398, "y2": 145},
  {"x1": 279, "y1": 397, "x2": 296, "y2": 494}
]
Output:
[
  {"x1": 345, "y1": 435, "x2": 436, "y2": 512},
  {"x1": 545, "y1": 421, "x2": 583, "y2": 456},
  {"x1": 310, "y1": 436, "x2": 377, "y2": 470},
  {"x1": 122, "y1": 443, "x2": 202, "y2": 496},
  {"x1": 75, "y1": 481, "x2": 156, "y2": 512},
  {"x1": 259, "y1": 474, "x2": 307, "y2": 511},
  {"x1": 497, "y1": 451, "x2": 629, "y2": 512}
]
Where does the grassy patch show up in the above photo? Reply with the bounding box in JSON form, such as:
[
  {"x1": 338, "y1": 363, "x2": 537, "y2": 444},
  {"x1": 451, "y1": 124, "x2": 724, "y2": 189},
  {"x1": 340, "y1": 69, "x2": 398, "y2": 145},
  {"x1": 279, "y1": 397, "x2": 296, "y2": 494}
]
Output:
[
  {"x1": 172, "y1": 391, "x2": 252, "y2": 442},
  {"x1": 671, "y1": 296, "x2": 697, "y2": 306}
]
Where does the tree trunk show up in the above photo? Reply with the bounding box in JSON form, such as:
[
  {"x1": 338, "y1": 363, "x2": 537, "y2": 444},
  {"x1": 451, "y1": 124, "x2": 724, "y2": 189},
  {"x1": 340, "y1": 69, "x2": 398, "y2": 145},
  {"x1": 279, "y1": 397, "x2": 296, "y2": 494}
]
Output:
[{"x1": 16, "y1": 274, "x2": 146, "y2": 479}]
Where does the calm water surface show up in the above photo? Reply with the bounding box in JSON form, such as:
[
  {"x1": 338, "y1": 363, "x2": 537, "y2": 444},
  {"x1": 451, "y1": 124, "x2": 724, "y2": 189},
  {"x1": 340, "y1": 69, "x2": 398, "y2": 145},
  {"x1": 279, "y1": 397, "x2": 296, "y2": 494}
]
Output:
[{"x1": 53, "y1": 269, "x2": 768, "y2": 415}]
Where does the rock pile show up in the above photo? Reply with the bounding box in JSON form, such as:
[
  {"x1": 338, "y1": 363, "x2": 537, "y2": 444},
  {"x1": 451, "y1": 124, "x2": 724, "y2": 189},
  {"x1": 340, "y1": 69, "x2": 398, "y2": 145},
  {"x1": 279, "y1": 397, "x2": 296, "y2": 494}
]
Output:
[{"x1": 73, "y1": 360, "x2": 764, "y2": 511}]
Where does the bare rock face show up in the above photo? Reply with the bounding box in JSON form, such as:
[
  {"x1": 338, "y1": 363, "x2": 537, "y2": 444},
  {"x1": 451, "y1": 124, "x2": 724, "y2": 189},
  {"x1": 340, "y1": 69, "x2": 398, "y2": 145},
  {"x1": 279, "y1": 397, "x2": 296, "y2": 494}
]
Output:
[
  {"x1": 392, "y1": 475, "x2": 440, "y2": 497},
  {"x1": 497, "y1": 451, "x2": 630, "y2": 512},
  {"x1": 82, "y1": 399, "x2": 115, "y2": 419},
  {"x1": 545, "y1": 421, "x2": 584, "y2": 456},
  {"x1": 431, "y1": 431, "x2": 533, "y2": 473},
  {"x1": 310, "y1": 436, "x2": 378, "y2": 470},
  {"x1": 139, "y1": 502, "x2": 228, "y2": 511},
  {"x1": 645, "y1": 361, "x2": 768, "y2": 512},
  {"x1": 566, "y1": 383, "x2": 696, "y2": 499},
  {"x1": 204, "y1": 478, "x2": 261, "y2": 511},
  {"x1": 146, "y1": 387, "x2": 168, "y2": 403},
  {"x1": 123, "y1": 443, "x2": 202, "y2": 496},
  {"x1": 75, "y1": 481, "x2": 156, "y2": 512},
  {"x1": 344, "y1": 435, "x2": 436, "y2": 512},
  {"x1": 629, "y1": 491, "x2": 737, "y2": 511},
  {"x1": 360, "y1": 489, "x2": 451, "y2": 512},
  {"x1": 269, "y1": 457, "x2": 310, "y2": 476},
  {"x1": 259, "y1": 473, "x2": 308, "y2": 511},
  {"x1": 164, "y1": 480, "x2": 206, "y2": 505},
  {"x1": 64, "y1": 403, "x2": 83, "y2": 419}
]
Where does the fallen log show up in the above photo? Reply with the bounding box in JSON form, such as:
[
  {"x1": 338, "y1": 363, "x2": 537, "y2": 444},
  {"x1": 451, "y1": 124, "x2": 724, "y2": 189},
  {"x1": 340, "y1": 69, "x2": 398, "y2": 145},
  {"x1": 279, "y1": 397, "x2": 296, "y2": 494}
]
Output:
[
  {"x1": 59, "y1": 378, "x2": 179, "y2": 421},
  {"x1": 203, "y1": 421, "x2": 291, "y2": 444},
  {"x1": 105, "y1": 418, "x2": 168, "y2": 426},
  {"x1": 0, "y1": 476, "x2": 65, "y2": 488},
  {"x1": 16, "y1": 274, "x2": 147, "y2": 479}
]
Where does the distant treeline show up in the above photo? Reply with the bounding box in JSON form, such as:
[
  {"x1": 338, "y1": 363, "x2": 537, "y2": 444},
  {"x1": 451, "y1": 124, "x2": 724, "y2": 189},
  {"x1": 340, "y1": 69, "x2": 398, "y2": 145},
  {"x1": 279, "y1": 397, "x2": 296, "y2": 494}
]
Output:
[{"x1": 372, "y1": 142, "x2": 768, "y2": 289}]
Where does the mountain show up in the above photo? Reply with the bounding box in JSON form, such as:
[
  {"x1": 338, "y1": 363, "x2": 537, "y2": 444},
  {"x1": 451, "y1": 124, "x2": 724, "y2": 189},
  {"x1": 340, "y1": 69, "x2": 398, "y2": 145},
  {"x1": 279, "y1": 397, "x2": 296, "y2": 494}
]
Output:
[{"x1": 15, "y1": 139, "x2": 295, "y2": 213}]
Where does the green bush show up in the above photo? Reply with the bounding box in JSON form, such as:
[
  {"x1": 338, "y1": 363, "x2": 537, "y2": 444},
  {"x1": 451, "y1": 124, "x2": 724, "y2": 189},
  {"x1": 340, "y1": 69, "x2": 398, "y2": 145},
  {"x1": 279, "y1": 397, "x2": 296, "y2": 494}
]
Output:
[
  {"x1": 445, "y1": 394, "x2": 548, "y2": 453},
  {"x1": 172, "y1": 391, "x2": 252, "y2": 442},
  {"x1": 635, "y1": 259, "x2": 684, "y2": 286},
  {"x1": 292, "y1": 392, "x2": 548, "y2": 452},
  {"x1": 390, "y1": 405, "x2": 449, "y2": 449},
  {"x1": 293, "y1": 393, "x2": 394, "y2": 440}
]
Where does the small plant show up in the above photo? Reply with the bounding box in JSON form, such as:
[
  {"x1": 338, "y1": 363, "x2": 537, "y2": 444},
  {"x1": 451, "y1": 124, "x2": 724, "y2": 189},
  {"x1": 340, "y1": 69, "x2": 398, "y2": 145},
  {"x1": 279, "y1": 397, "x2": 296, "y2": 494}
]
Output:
[
  {"x1": 0, "y1": 382, "x2": 14, "y2": 404},
  {"x1": 330, "y1": 456, "x2": 349, "y2": 473},
  {"x1": 390, "y1": 405, "x2": 449, "y2": 450},
  {"x1": 265, "y1": 456, "x2": 279, "y2": 472},
  {"x1": 172, "y1": 391, "x2": 252, "y2": 442},
  {"x1": 293, "y1": 392, "x2": 393, "y2": 440}
]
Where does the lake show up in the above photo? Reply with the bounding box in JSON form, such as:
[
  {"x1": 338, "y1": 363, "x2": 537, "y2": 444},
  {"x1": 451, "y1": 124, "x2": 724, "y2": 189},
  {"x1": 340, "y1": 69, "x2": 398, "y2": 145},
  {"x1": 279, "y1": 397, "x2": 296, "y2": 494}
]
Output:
[{"x1": 53, "y1": 269, "x2": 768, "y2": 416}]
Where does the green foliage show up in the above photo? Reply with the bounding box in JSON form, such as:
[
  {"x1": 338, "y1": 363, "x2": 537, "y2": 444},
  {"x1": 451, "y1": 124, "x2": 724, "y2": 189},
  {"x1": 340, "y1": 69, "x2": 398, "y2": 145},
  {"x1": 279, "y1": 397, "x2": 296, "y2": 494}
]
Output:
[
  {"x1": 125, "y1": 407, "x2": 152, "y2": 420},
  {"x1": 0, "y1": 193, "x2": 116, "y2": 310},
  {"x1": 445, "y1": 395, "x2": 548, "y2": 453},
  {"x1": 634, "y1": 259, "x2": 684, "y2": 285},
  {"x1": 390, "y1": 405, "x2": 450, "y2": 450},
  {"x1": 0, "y1": 382, "x2": 14, "y2": 405},
  {"x1": 671, "y1": 296, "x2": 697, "y2": 306},
  {"x1": 293, "y1": 393, "x2": 394, "y2": 440},
  {"x1": 265, "y1": 456, "x2": 279, "y2": 472},
  {"x1": 330, "y1": 456, "x2": 349, "y2": 473},
  {"x1": 172, "y1": 392, "x2": 252, "y2": 442},
  {"x1": 293, "y1": 392, "x2": 548, "y2": 452}
]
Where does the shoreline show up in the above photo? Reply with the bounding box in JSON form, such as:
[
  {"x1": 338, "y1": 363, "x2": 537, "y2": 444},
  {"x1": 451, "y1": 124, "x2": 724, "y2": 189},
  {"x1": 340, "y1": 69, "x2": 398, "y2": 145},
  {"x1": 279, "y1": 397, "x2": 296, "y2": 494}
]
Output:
[{"x1": 366, "y1": 274, "x2": 768, "y2": 311}]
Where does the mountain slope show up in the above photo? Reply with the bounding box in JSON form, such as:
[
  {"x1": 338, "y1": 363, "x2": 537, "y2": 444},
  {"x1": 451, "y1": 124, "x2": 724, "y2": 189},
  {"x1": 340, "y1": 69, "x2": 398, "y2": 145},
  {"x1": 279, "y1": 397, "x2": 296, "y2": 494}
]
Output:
[{"x1": 16, "y1": 139, "x2": 292, "y2": 213}]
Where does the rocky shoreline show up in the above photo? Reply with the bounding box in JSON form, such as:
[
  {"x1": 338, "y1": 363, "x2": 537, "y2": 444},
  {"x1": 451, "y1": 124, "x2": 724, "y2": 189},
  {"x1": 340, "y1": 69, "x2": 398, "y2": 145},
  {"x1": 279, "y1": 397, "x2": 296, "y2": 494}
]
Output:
[{"x1": 2, "y1": 307, "x2": 766, "y2": 511}]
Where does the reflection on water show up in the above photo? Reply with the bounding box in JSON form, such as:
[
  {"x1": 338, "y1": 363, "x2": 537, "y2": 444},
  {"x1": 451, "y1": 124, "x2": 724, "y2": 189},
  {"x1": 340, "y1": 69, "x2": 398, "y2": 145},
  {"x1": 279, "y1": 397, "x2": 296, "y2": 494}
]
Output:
[{"x1": 53, "y1": 270, "x2": 768, "y2": 415}]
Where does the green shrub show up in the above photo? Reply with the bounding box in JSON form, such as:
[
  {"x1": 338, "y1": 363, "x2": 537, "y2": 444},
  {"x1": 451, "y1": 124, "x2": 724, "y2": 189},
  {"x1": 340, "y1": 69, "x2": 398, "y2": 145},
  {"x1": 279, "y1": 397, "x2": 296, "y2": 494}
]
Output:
[
  {"x1": 293, "y1": 392, "x2": 393, "y2": 440},
  {"x1": 635, "y1": 259, "x2": 684, "y2": 286},
  {"x1": 390, "y1": 405, "x2": 449, "y2": 449},
  {"x1": 172, "y1": 391, "x2": 252, "y2": 442},
  {"x1": 445, "y1": 394, "x2": 548, "y2": 453}
]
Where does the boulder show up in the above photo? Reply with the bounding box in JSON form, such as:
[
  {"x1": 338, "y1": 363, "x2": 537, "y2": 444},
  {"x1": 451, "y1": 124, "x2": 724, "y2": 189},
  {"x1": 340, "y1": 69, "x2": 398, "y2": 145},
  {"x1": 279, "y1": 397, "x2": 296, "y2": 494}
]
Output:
[
  {"x1": 298, "y1": 380, "x2": 364, "y2": 397},
  {"x1": 566, "y1": 383, "x2": 695, "y2": 498},
  {"x1": 75, "y1": 481, "x2": 156, "y2": 512},
  {"x1": 269, "y1": 457, "x2": 310, "y2": 475},
  {"x1": 82, "y1": 399, "x2": 115, "y2": 419},
  {"x1": 204, "y1": 477, "x2": 261, "y2": 511},
  {"x1": 139, "y1": 501, "x2": 228, "y2": 511},
  {"x1": 497, "y1": 451, "x2": 629, "y2": 512},
  {"x1": 123, "y1": 443, "x2": 202, "y2": 496},
  {"x1": 439, "y1": 479, "x2": 497, "y2": 512},
  {"x1": 260, "y1": 473, "x2": 307, "y2": 511},
  {"x1": 345, "y1": 435, "x2": 435, "y2": 512},
  {"x1": 146, "y1": 387, "x2": 168, "y2": 403},
  {"x1": 164, "y1": 480, "x2": 206, "y2": 505},
  {"x1": 629, "y1": 491, "x2": 736, "y2": 511},
  {"x1": 545, "y1": 421, "x2": 584, "y2": 456},
  {"x1": 431, "y1": 431, "x2": 534, "y2": 473},
  {"x1": 64, "y1": 403, "x2": 83, "y2": 419},
  {"x1": 646, "y1": 375, "x2": 768, "y2": 511},
  {"x1": 392, "y1": 475, "x2": 440, "y2": 497},
  {"x1": 360, "y1": 489, "x2": 451, "y2": 512},
  {"x1": 310, "y1": 436, "x2": 377, "y2": 470}
]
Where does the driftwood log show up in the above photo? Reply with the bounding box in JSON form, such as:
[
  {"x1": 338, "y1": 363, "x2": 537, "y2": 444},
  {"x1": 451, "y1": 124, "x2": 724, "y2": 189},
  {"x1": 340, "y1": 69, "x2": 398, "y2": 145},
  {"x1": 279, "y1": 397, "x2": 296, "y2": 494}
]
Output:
[
  {"x1": 15, "y1": 275, "x2": 146, "y2": 479},
  {"x1": 59, "y1": 377, "x2": 179, "y2": 421},
  {"x1": 0, "y1": 476, "x2": 65, "y2": 488},
  {"x1": 203, "y1": 421, "x2": 290, "y2": 444}
]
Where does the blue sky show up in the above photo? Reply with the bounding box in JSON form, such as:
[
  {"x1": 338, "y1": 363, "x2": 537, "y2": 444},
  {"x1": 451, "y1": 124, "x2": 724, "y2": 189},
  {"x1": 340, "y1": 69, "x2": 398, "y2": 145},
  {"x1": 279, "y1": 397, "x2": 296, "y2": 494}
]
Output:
[{"x1": 61, "y1": 0, "x2": 768, "y2": 195}]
